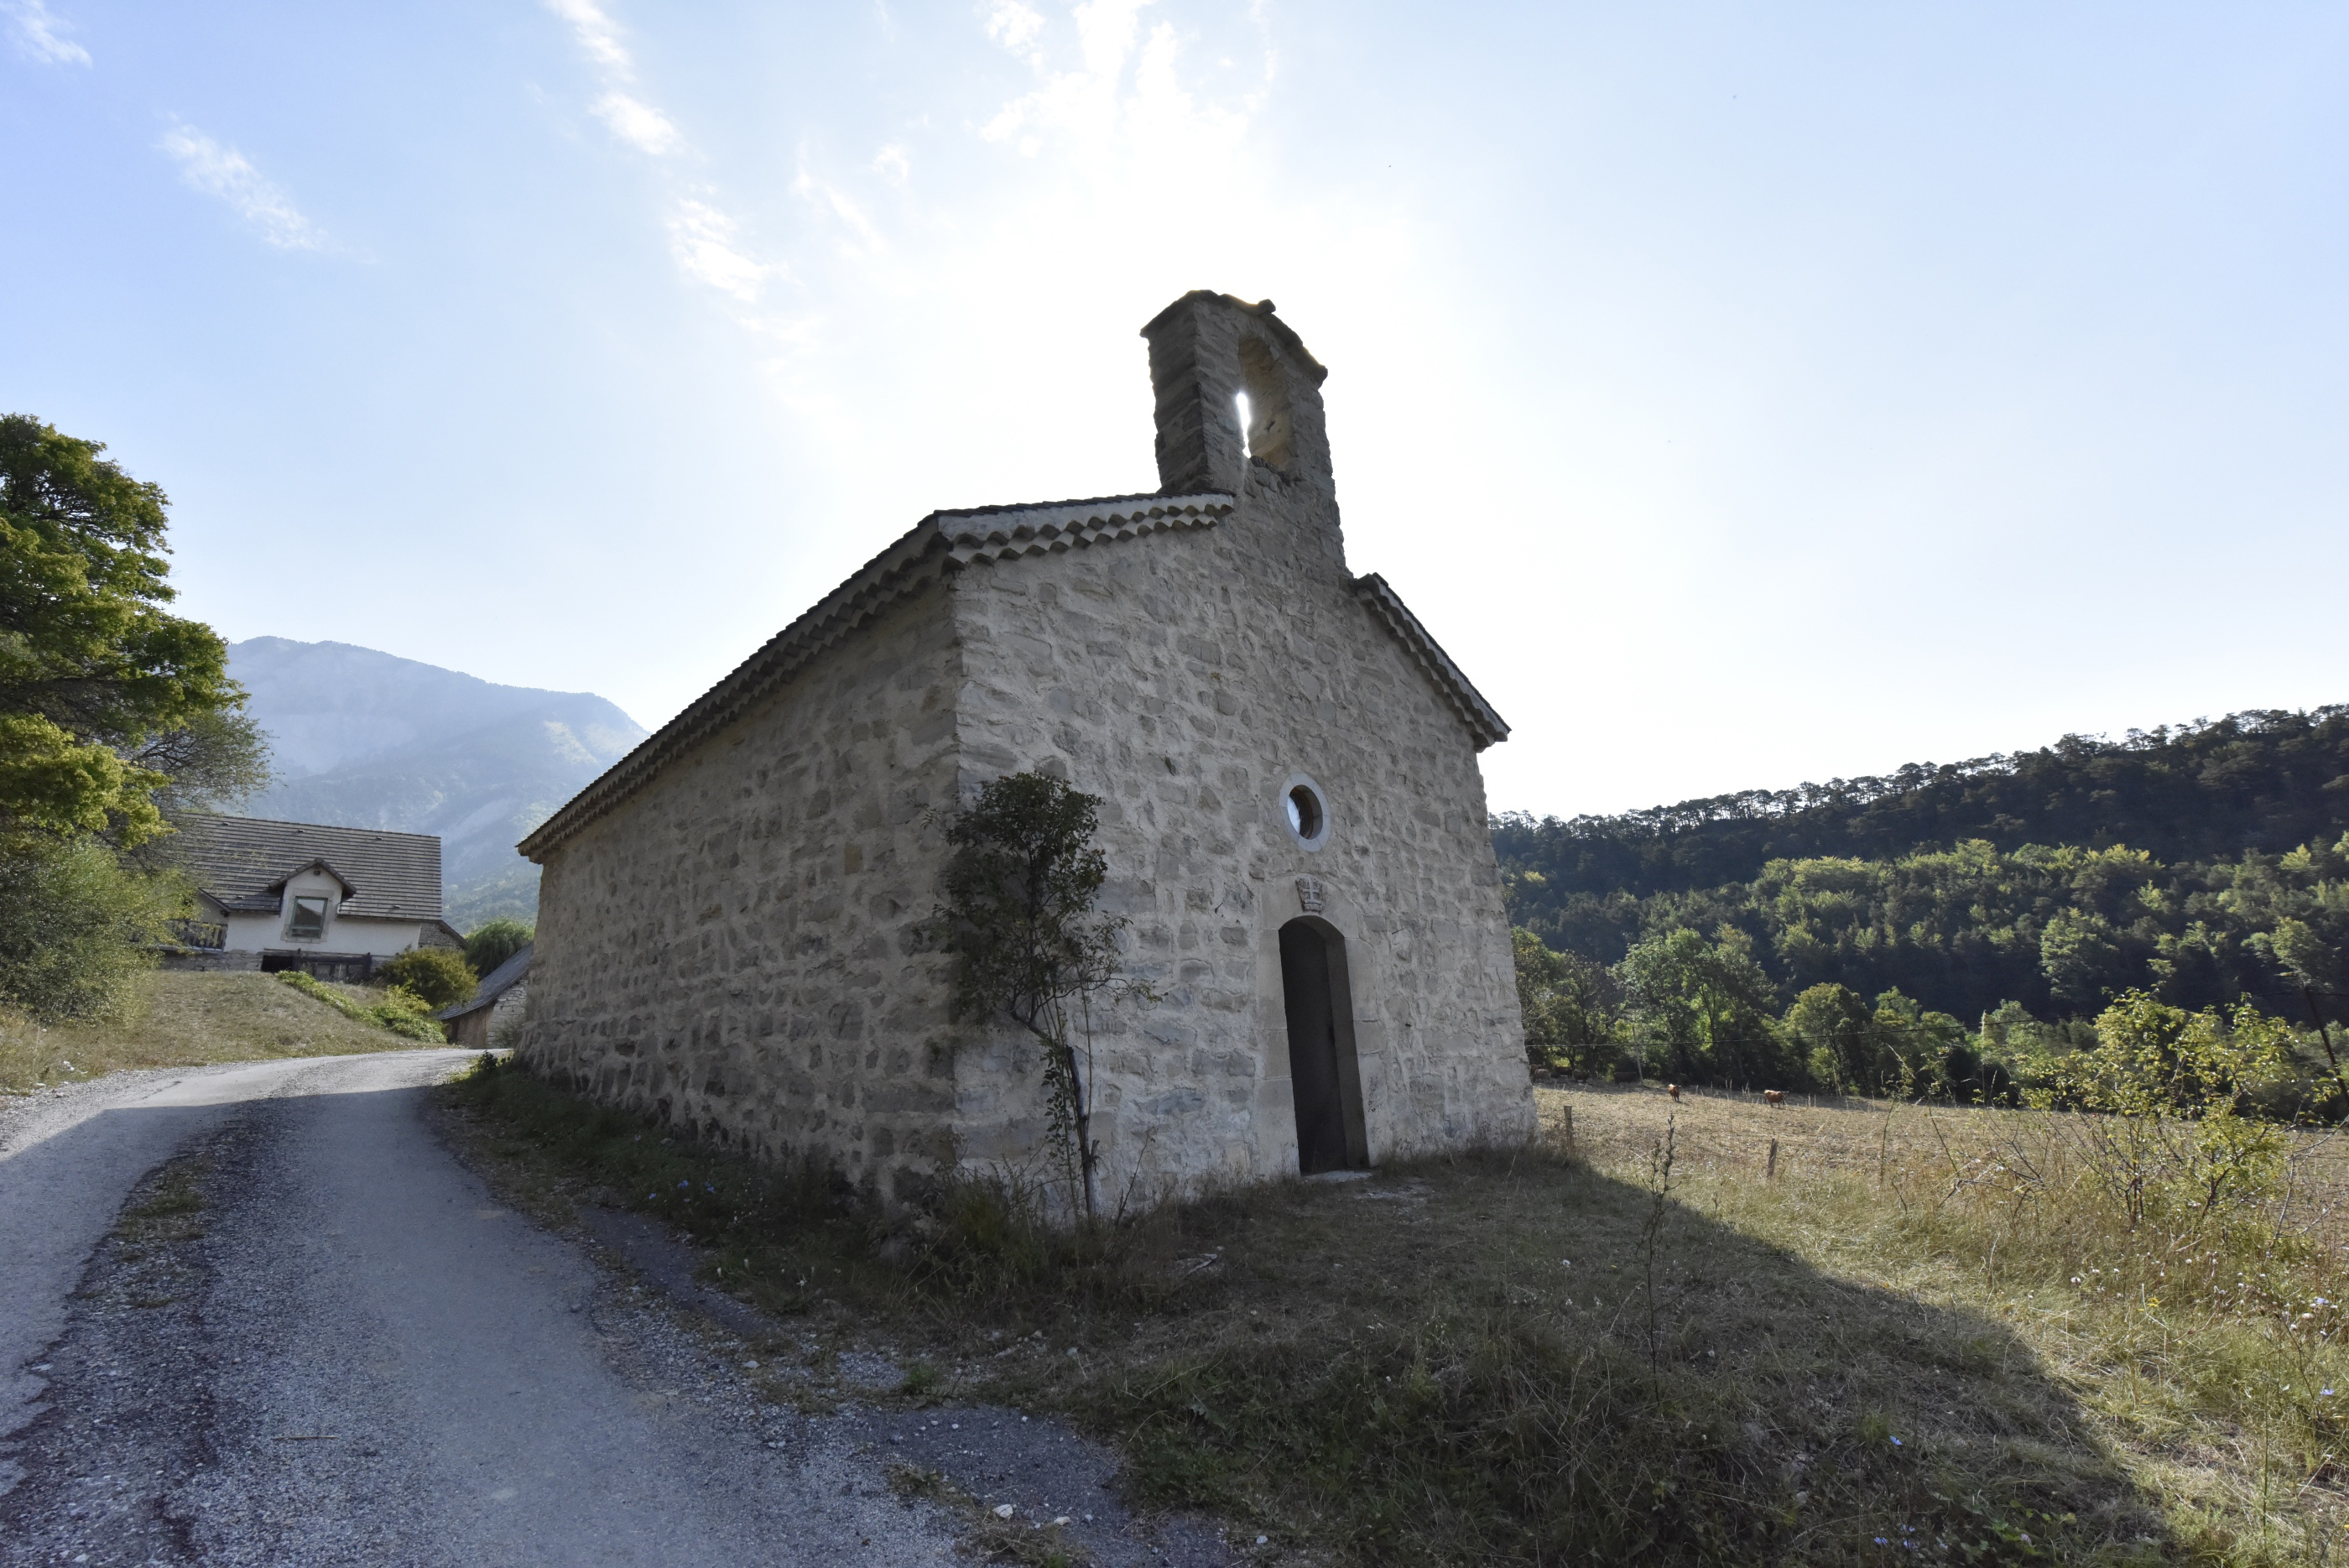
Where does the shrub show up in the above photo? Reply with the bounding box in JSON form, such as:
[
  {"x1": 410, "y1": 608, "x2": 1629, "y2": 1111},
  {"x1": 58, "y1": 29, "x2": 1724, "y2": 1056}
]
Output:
[
  {"x1": 463, "y1": 917, "x2": 533, "y2": 977},
  {"x1": 276, "y1": 971, "x2": 445, "y2": 1042},
  {"x1": 377, "y1": 947, "x2": 477, "y2": 1009},
  {"x1": 0, "y1": 829, "x2": 180, "y2": 1020},
  {"x1": 2038, "y1": 989, "x2": 2297, "y2": 1223}
]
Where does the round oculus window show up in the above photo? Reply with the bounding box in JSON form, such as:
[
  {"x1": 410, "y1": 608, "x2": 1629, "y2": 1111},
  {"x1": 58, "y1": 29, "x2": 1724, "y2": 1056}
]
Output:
[{"x1": 1282, "y1": 775, "x2": 1330, "y2": 848}]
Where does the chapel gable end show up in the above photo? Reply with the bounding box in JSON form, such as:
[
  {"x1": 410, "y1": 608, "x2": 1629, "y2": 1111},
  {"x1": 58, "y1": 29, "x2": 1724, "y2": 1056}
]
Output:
[{"x1": 1142, "y1": 292, "x2": 1333, "y2": 498}]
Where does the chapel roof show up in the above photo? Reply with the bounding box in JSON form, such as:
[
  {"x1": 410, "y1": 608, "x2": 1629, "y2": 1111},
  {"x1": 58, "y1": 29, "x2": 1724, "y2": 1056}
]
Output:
[
  {"x1": 176, "y1": 814, "x2": 445, "y2": 920},
  {"x1": 517, "y1": 485, "x2": 1508, "y2": 862},
  {"x1": 518, "y1": 492, "x2": 1232, "y2": 860}
]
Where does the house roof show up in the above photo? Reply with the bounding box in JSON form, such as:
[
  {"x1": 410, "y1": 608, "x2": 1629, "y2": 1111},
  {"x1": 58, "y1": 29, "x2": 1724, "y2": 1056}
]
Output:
[
  {"x1": 435, "y1": 941, "x2": 531, "y2": 1022},
  {"x1": 176, "y1": 814, "x2": 444, "y2": 920},
  {"x1": 518, "y1": 492, "x2": 1232, "y2": 862},
  {"x1": 260, "y1": 858, "x2": 357, "y2": 900}
]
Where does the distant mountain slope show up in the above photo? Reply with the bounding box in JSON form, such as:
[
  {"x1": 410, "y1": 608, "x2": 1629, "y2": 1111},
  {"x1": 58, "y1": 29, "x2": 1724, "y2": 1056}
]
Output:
[
  {"x1": 1494, "y1": 706, "x2": 2349, "y2": 1026},
  {"x1": 1494, "y1": 706, "x2": 2349, "y2": 904},
  {"x1": 227, "y1": 638, "x2": 647, "y2": 924}
]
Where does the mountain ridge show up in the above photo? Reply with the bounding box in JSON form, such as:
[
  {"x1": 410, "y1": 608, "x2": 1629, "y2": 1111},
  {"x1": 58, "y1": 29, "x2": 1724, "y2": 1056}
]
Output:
[{"x1": 227, "y1": 638, "x2": 648, "y2": 925}]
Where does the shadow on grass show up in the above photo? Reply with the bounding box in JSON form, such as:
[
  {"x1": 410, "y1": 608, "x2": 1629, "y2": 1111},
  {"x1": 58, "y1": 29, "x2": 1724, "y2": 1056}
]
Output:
[{"x1": 445, "y1": 1056, "x2": 2170, "y2": 1566}]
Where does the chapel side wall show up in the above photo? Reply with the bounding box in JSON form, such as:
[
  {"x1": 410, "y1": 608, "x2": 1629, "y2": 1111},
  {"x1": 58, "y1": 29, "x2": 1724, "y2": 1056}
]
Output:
[
  {"x1": 522, "y1": 586, "x2": 964, "y2": 1200},
  {"x1": 949, "y1": 472, "x2": 1532, "y2": 1201}
]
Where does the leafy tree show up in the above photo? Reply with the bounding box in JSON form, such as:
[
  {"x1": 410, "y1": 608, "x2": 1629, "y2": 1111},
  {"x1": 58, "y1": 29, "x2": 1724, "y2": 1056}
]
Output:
[
  {"x1": 1511, "y1": 927, "x2": 1617, "y2": 1070},
  {"x1": 0, "y1": 414, "x2": 265, "y2": 843},
  {"x1": 0, "y1": 830, "x2": 181, "y2": 1019},
  {"x1": 464, "y1": 917, "x2": 534, "y2": 977},
  {"x1": 378, "y1": 946, "x2": 477, "y2": 1010},
  {"x1": 2044, "y1": 992, "x2": 2297, "y2": 1222},
  {"x1": 1617, "y1": 925, "x2": 1784, "y2": 1086},
  {"x1": 1495, "y1": 706, "x2": 2349, "y2": 905},
  {"x1": 931, "y1": 772, "x2": 1128, "y2": 1220},
  {"x1": 1783, "y1": 982, "x2": 1875, "y2": 1092}
]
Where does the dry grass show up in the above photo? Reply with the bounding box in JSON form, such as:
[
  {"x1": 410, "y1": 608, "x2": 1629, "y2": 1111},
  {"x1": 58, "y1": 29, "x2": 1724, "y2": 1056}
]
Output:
[
  {"x1": 1550, "y1": 1082, "x2": 2349, "y2": 1564},
  {"x1": 445, "y1": 1059, "x2": 2349, "y2": 1565},
  {"x1": 0, "y1": 970, "x2": 443, "y2": 1094}
]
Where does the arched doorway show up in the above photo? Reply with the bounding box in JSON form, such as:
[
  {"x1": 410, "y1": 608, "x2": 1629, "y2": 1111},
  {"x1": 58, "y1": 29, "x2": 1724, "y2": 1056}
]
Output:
[{"x1": 1279, "y1": 917, "x2": 1369, "y2": 1174}]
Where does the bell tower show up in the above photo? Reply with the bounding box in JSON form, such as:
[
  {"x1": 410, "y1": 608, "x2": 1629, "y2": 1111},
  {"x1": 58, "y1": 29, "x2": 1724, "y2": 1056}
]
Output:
[{"x1": 1140, "y1": 292, "x2": 1334, "y2": 503}]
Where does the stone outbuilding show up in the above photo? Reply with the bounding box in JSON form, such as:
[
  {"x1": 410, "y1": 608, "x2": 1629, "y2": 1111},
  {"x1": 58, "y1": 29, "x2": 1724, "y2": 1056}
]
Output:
[
  {"x1": 517, "y1": 291, "x2": 1534, "y2": 1202},
  {"x1": 436, "y1": 942, "x2": 532, "y2": 1050}
]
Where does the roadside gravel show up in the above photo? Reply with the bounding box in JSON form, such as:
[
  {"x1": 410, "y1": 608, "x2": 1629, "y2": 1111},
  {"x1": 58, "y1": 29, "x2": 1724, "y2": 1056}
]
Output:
[
  {"x1": 1, "y1": 1052, "x2": 1245, "y2": 1566},
  {"x1": 0, "y1": 1052, "x2": 961, "y2": 1565}
]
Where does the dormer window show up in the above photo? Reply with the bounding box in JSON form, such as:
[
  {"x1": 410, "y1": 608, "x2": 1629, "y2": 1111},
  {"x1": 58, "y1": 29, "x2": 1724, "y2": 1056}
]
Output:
[{"x1": 286, "y1": 895, "x2": 329, "y2": 940}]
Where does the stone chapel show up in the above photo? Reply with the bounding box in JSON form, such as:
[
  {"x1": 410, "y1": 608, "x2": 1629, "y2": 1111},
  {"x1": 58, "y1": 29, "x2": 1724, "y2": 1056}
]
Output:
[{"x1": 517, "y1": 291, "x2": 1536, "y2": 1201}]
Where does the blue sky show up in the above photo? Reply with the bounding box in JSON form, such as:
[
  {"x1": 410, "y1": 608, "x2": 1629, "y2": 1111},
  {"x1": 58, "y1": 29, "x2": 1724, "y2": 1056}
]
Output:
[{"x1": 7, "y1": 2, "x2": 2347, "y2": 818}]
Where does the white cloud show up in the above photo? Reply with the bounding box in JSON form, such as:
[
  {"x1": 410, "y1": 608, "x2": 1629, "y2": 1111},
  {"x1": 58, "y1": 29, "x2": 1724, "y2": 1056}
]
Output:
[
  {"x1": 542, "y1": 1, "x2": 795, "y2": 311},
  {"x1": 594, "y1": 91, "x2": 682, "y2": 155},
  {"x1": 543, "y1": 0, "x2": 633, "y2": 76},
  {"x1": 985, "y1": 0, "x2": 1044, "y2": 57},
  {"x1": 668, "y1": 199, "x2": 773, "y2": 301},
  {"x1": 872, "y1": 143, "x2": 910, "y2": 185},
  {"x1": 158, "y1": 124, "x2": 326, "y2": 251},
  {"x1": 8, "y1": 0, "x2": 90, "y2": 65}
]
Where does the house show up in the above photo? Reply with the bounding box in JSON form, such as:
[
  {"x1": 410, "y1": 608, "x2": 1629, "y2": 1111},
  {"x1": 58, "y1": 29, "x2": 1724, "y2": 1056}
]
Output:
[
  {"x1": 516, "y1": 292, "x2": 1535, "y2": 1203},
  {"x1": 435, "y1": 943, "x2": 532, "y2": 1050},
  {"x1": 168, "y1": 813, "x2": 462, "y2": 981}
]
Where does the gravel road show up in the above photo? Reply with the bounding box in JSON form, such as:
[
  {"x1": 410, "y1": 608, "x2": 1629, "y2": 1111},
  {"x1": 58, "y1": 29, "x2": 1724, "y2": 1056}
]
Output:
[{"x1": 0, "y1": 1051, "x2": 1242, "y2": 1567}]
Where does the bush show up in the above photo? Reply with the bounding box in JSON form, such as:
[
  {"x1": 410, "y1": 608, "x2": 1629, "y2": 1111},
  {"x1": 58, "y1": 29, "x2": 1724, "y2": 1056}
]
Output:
[
  {"x1": 0, "y1": 830, "x2": 180, "y2": 1020},
  {"x1": 377, "y1": 947, "x2": 477, "y2": 1009},
  {"x1": 463, "y1": 917, "x2": 533, "y2": 977},
  {"x1": 276, "y1": 971, "x2": 445, "y2": 1042}
]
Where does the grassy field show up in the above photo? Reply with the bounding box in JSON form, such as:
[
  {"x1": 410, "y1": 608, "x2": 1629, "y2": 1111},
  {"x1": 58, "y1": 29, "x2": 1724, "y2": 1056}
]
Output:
[
  {"x1": 442, "y1": 1064, "x2": 2349, "y2": 1565},
  {"x1": 0, "y1": 970, "x2": 444, "y2": 1095}
]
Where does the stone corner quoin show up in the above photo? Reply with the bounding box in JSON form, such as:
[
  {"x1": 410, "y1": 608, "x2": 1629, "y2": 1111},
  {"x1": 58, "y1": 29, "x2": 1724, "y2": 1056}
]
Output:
[{"x1": 513, "y1": 289, "x2": 1537, "y2": 1206}]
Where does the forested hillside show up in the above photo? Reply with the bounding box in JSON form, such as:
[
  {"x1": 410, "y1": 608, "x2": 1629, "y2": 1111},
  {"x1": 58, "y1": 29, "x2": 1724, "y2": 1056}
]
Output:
[{"x1": 1494, "y1": 708, "x2": 2349, "y2": 1095}]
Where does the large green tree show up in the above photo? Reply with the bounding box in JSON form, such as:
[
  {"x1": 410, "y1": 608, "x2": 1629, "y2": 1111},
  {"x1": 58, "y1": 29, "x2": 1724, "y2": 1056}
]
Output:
[
  {"x1": 0, "y1": 416, "x2": 264, "y2": 1019},
  {"x1": 1617, "y1": 925, "x2": 1784, "y2": 1085},
  {"x1": 0, "y1": 414, "x2": 265, "y2": 844}
]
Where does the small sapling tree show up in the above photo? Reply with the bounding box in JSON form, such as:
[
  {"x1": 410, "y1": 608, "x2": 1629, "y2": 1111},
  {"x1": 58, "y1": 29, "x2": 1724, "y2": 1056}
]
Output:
[{"x1": 931, "y1": 771, "x2": 1126, "y2": 1221}]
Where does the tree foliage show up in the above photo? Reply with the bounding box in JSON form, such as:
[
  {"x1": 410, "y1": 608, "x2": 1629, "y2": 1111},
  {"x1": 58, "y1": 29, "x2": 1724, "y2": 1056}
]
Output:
[
  {"x1": 1504, "y1": 831, "x2": 2349, "y2": 1034},
  {"x1": 0, "y1": 416, "x2": 263, "y2": 1021},
  {"x1": 2039, "y1": 992, "x2": 2298, "y2": 1222},
  {"x1": 378, "y1": 946, "x2": 478, "y2": 1010},
  {"x1": 1496, "y1": 707, "x2": 2349, "y2": 904},
  {"x1": 463, "y1": 917, "x2": 534, "y2": 977},
  {"x1": 931, "y1": 772, "x2": 1127, "y2": 1219},
  {"x1": 0, "y1": 414, "x2": 266, "y2": 843},
  {"x1": 0, "y1": 829, "x2": 180, "y2": 1020},
  {"x1": 1512, "y1": 927, "x2": 1617, "y2": 1071}
]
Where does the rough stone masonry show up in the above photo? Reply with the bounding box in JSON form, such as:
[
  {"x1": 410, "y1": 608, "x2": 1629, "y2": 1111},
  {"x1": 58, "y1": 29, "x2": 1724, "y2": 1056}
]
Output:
[{"x1": 517, "y1": 291, "x2": 1536, "y2": 1204}]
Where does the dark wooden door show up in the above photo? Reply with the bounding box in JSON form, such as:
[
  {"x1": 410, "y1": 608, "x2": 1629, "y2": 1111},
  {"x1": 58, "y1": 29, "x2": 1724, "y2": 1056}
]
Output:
[{"x1": 1280, "y1": 920, "x2": 1349, "y2": 1175}]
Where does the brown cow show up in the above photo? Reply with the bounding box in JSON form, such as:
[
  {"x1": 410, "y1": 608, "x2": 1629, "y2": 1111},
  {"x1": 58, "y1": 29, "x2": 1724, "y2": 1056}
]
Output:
[
  {"x1": 1761, "y1": 1089, "x2": 1785, "y2": 1106},
  {"x1": 1665, "y1": 1083, "x2": 1682, "y2": 1102}
]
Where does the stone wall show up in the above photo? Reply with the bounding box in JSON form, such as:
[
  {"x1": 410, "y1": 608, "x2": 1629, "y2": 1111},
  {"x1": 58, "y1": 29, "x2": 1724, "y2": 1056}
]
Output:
[
  {"x1": 946, "y1": 468, "x2": 1534, "y2": 1200},
  {"x1": 154, "y1": 948, "x2": 263, "y2": 973},
  {"x1": 523, "y1": 583, "x2": 966, "y2": 1200},
  {"x1": 947, "y1": 297, "x2": 1530, "y2": 1199},
  {"x1": 521, "y1": 292, "x2": 1532, "y2": 1208}
]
